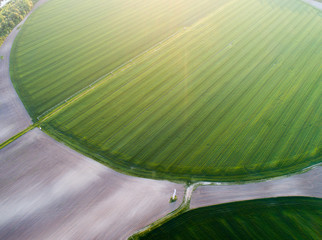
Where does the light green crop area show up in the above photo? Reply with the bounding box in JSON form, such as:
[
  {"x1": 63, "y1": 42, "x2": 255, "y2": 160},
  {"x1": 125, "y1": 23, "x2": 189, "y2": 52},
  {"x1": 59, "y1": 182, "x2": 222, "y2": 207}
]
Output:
[
  {"x1": 12, "y1": 0, "x2": 322, "y2": 181},
  {"x1": 10, "y1": 0, "x2": 228, "y2": 119}
]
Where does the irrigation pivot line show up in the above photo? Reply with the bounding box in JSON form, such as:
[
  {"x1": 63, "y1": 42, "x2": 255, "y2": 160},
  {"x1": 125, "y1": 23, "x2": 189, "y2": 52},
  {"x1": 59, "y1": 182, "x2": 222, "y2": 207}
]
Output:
[{"x1": 36, "y1": 30, "x2": 185, "y2": 122}]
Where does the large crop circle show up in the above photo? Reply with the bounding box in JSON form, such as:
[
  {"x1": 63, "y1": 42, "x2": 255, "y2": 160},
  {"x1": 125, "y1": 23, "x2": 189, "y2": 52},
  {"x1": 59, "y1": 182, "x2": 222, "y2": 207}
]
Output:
[{"x1": 11, "y1": 0, "x2": 322, "y2": 181}]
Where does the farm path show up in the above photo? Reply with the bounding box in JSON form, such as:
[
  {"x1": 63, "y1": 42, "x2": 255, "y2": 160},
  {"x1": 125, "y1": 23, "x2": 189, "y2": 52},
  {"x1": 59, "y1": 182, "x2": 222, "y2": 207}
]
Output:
[
  {"x1": 130, "y1": 183, "x2": 197, "y2": 239},
  {"x1": 0, "y1": 128, "x2": 185, "y2": 240},
  {"x1": 190, "y1": 165, "x2": 322, "y2": 209},
  {"x1": 0, "y1": 0, "x2": 50, "y2": 144},
  {"x1": 130, "y1": 165, "x2": 321, "y2": 238}
]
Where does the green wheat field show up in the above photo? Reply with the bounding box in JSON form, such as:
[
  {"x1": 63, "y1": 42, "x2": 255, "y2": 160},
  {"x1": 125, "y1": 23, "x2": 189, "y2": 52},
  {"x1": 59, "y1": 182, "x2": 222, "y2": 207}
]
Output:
[{"x1": 10, "y1": 0, "x2": 322, "y2": 181}]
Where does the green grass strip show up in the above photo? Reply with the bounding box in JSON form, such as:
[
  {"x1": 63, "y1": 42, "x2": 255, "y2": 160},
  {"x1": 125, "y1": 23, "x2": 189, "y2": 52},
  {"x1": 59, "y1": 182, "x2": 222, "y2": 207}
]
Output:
[{"x1": 0, "y1": 124, "x2": 36, "y2": 149}]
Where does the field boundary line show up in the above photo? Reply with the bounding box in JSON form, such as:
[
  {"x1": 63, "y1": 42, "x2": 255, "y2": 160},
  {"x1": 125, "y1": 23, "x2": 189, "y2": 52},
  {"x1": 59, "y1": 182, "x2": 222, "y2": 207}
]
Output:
[
  {"x1": 0, "y1": 124, "x2": 36, "y2": 150},
  {"x1": 36, "y1": 1, "x2": 235, "y2": 122}
]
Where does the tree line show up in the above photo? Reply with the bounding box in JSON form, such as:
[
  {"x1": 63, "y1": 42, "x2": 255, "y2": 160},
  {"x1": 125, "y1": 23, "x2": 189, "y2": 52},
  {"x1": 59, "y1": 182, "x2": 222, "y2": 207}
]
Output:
[{"x1": 0, "y1": 0, "x2": 38, "y2": 46}]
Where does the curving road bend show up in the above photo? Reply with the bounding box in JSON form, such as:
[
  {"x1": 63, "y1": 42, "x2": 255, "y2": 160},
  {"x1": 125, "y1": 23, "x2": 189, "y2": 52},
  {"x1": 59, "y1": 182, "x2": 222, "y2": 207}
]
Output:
[
  {"x1": 0, "y1": 0, "x2": 50, "y2": 144},
  {"x1": 190, "y1": 166, "x2": 322, "y2": 209}
]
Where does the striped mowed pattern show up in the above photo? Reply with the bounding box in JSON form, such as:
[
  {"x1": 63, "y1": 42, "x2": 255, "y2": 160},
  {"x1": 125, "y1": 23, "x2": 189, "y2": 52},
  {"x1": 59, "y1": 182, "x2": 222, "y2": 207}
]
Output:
[
  {"x1": 10, "y1": 0, "x2": 228, "y2": 119},
  {"x1": 11, "y1": 0, "x2": 322, "y2": 181}
]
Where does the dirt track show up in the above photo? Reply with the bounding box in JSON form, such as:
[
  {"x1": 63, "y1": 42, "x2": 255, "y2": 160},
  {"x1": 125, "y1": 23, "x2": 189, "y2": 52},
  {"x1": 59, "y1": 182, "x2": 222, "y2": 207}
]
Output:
[
  {"x1": 0, "y1": 129, "x2": 184, "y2": 240},
  {"x1": 0, "y1": 24, "x2": 31, "y2": 144},
  {"x1": 0, "y1": 0, "x2": 50, "y2": 144},
  {"x1": 190, "y1": 166, "x2": 322, "y2": 209}
]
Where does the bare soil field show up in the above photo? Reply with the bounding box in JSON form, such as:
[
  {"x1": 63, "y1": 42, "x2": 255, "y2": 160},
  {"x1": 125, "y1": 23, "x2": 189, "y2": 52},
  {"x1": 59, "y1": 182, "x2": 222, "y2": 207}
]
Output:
[
  {"x1": 0, "y1": 129, "x2": 184, "y2": 240},
  {"x1": 0, "y1": 0, "x2": 49, "y2": 144},
  {"x1": 190, "y1": 165, "x2": 322, "y2": 209}
]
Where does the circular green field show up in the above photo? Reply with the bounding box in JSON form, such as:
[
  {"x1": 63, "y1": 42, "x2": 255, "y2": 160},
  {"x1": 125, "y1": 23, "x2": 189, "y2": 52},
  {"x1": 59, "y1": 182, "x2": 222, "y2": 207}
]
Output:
[{"x1": 11, "y1": 0, "x2": 322, "y2": 181}]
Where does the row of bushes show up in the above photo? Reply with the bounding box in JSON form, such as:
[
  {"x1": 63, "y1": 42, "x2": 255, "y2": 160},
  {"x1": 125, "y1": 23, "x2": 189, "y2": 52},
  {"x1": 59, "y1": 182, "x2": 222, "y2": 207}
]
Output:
[{"x1": 0, "y1": 0, "x2": 38, "y2": 46}]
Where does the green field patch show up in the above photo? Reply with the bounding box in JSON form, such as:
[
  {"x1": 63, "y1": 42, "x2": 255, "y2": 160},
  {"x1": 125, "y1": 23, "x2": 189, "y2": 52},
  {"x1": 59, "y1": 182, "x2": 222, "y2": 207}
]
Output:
[
  {"x1": 12, "y1": 0, "x2": 322, "y2": 181},
  {"x1": 136, "y1": 197, "x2": 322, "y2": 240}
]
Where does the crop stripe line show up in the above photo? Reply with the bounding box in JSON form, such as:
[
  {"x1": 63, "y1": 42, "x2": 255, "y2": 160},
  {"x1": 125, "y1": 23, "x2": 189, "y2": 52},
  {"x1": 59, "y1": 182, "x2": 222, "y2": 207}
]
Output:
[
  {"x1": 128, "y1": 2, "x2": 296, "y2": 165},
  {"x1": 98, "y1": 1, "x2": 283, "y2": 151}
]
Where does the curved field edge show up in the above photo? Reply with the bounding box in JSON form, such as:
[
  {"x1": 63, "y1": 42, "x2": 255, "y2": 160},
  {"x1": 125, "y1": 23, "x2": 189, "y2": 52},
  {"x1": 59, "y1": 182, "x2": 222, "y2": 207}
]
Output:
[
  {"x1": 8, "y1": 0, "x2": 50, "y2": 122},
  {"x1": 134, "y1": 197, "x2": 322, "y2": 240},
  {"x1": 9, "y1": 28, "x2": 35, "y2": 121},
  {"x1": 41, "y1": 124, "x2": 322, "y2": 182}
]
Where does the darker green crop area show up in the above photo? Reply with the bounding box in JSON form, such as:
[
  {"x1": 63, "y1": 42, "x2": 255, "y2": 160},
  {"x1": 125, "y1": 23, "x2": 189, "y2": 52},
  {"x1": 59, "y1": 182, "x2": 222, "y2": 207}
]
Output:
[{"x1": 139, "y1": 197, "x2": 322, "y2": 240}]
